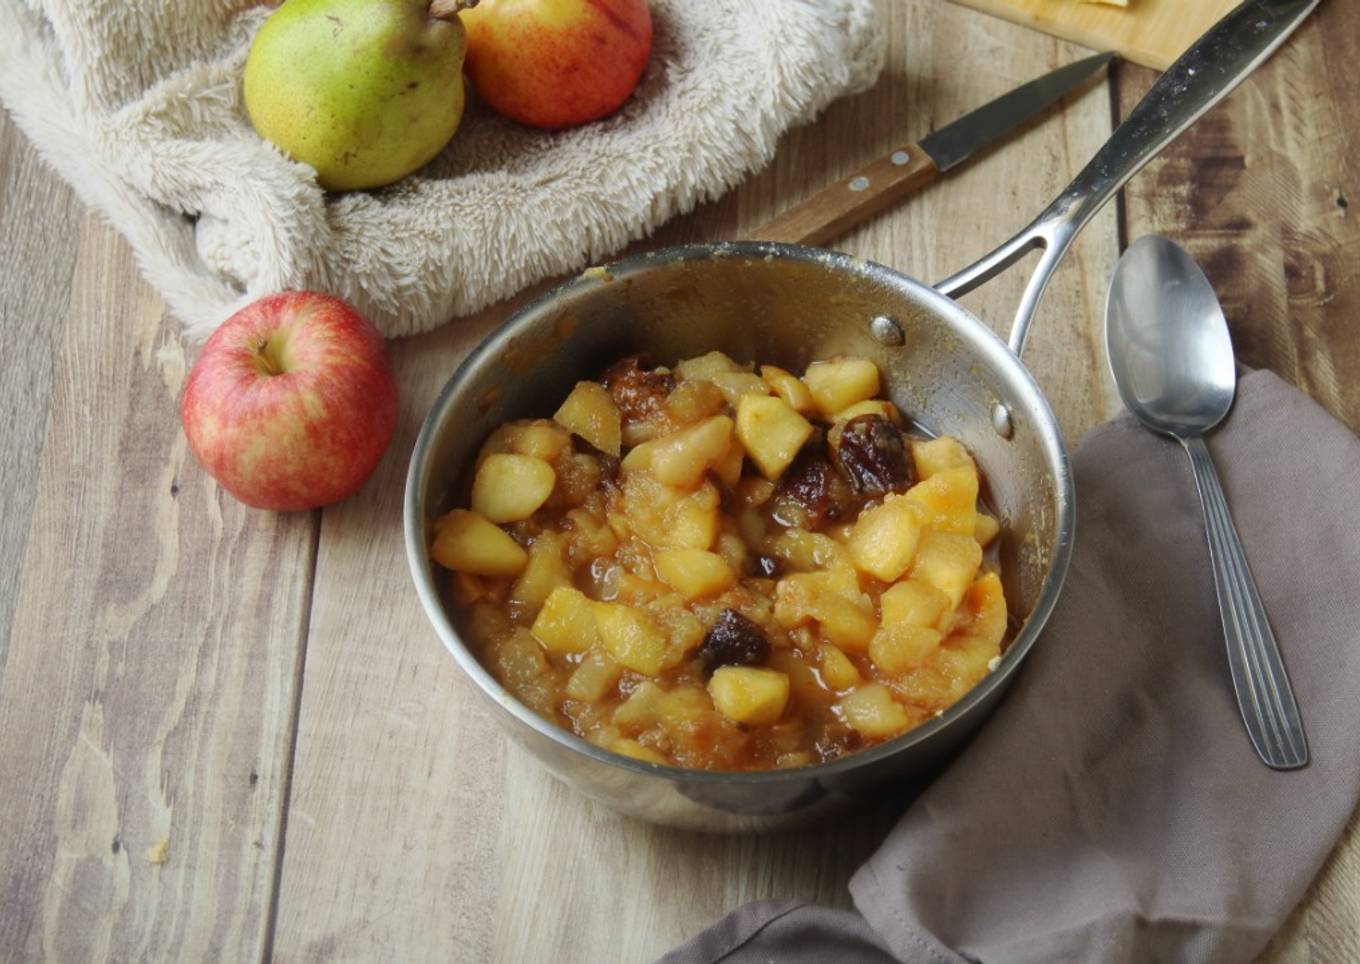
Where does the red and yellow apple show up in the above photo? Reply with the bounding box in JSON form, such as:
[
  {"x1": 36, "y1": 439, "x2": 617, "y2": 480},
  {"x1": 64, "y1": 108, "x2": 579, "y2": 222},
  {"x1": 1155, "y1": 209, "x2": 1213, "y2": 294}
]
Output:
[
  {"x1": 461, "y1": 0, "x2": 652, "y2": 130},
  {"x1": 181, "y1": 292, "x2": 398, "y2": 512}
]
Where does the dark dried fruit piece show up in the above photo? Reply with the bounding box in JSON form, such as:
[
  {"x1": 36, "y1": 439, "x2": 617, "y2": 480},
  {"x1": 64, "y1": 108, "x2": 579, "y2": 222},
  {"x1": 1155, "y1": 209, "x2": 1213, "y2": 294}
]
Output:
[
  {"x1": 698, "y1": 609, "x2": 771, "y2": 675},
  {"x1": 771, "y1": 440, "x2": 858, "y2": 530},
  {"x1": 831, "y1": 414, "x2": 914, "y2": 496},
  {"x1": 600, "y1": 354, "x2": 676, "y2": 423},
  {"x1": 752, "y1": 554, "x2": 782, "y2": 579}
]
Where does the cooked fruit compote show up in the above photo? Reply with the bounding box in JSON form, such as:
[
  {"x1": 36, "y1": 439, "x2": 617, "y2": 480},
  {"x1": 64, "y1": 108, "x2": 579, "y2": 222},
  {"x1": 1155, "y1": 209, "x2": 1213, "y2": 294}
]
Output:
[{"x1": 430, "y1": 352, "x2": 1009, "y2": 771}]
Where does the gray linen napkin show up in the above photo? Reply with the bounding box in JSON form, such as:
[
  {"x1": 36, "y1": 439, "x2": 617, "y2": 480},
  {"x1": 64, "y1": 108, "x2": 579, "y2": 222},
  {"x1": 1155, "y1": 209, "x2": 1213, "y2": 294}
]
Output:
[{"x1": 660, "y1": 370, "x2": 1360, "y2": 964}]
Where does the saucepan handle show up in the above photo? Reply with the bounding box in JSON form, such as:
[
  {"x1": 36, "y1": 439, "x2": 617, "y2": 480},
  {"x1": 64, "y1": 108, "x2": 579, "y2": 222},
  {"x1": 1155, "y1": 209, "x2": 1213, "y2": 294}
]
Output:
[{"x1": 935, "y1": 0, "x2": 1317, "y2": 358}]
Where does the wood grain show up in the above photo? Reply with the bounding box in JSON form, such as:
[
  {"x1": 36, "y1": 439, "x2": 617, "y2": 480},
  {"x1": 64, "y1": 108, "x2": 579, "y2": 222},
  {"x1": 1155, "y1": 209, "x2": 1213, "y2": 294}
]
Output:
[
  {"x1": 0, "y1": 215, "x2": 316, "y2": 960},
  {"x1": 0, "y1": 109, "x2": 85, "y2": 685},
  {"x1": 270, "y1": 7, "x2": 1120, "y2": 962},
  {"x1": 1118, "y1": 6, "x2": 1360, "y2": 958},
  {"x1": 949, "y1": 0, "x2": 1238, "y2": 70}
]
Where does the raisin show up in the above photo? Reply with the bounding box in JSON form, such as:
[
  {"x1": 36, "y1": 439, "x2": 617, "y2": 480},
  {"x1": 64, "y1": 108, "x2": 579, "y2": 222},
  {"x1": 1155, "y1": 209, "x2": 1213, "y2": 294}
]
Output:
[
  {"x1": 771, "y1": 440, "x2": 857, "y2": 530},
  {"x1": 698, "y1": 609, "x2": 771, "y2": 675},
  {"x1": 600, "y1": 354, "x2": 676, "y2": 423},
  {"x1": 831, "y1": 415, "x2": 914, "y2": 496}
]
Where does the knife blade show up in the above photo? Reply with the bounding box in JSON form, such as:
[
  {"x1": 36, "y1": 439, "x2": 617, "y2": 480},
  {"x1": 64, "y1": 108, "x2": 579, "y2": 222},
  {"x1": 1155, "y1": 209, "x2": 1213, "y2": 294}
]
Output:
[{"x1": 750, "y1": 52, "x2": 1114, "y2": 247}]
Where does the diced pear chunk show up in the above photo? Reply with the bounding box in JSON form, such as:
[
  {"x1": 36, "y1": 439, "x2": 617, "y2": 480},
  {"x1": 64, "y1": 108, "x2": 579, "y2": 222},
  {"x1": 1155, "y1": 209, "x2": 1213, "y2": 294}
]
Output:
[
  {"x1": 713, "y1": 438, "x2": 745, "y2": 487},
  {"x1": 911, "y1": 436, "x2": 975, "y2": 479},
  {"x1": 848, "y1": 494, "x2": 923, "y2": 582},
  {"x1": 593, "y1": 603, "x2": 669, "y2": 675},
  {"x1": 911, "y1": 530, "x2": 982, "y2": 610},
  {"x1": 803, "y1": 357, "x2": 880, "y2": 418},
  {"x1": 880, "y1": 579, "x2": 951, "y2": 629},
  {"x1": 470, "y1": 453, "x2": 556, "y2": 523},
  {"x1": 613, "y1": 680, "x2": 667, "y2": 730},
  {"x1": 961, "y1": 571, "x2": 1008, "y2": 648},
  {"x1": 974, "y1": 513, "x2": 1000, "y2": 547},
  {"x1": 736, "y1": 395, "x2": 813, "y2": 481},
  {"x1": 869, "y1": 622, "x2": 943, "y2": 675},
  {"x1": 820, "y1": 645, "x2": 861, "y2": 690},
  {"x1": 774, "y1": 572, "x2": 877, "y2": 652},
  {"x1": 622, "y1": 472, "x2": 720, "y2": 550},
  {"x1": 836, "y1": 684, "x2": 911, "y2": 739},
  {"x1": 708, "y1": 666, "x2": 790, "y2": 725},
  {"x1": 760, "y1": 365, "x2": 816, "y2": 413},
  {"x1": 430, "y1": 509, "x2": 528, "y2": 577},
  {"x1": 654, "y1": 548, "x2": 737, "y2": 600},
  {"x1": 553, "y1": 381, "x2": 621, "y2": 456},
  {"x1": 711, "y1": 371, "x2": 772, "y2": 408},
  {"x1": 565, "y1": 648, "x2": 623, "y2": 702},
  {"x1": 648, "y1": 415, "x2": 734, "y2": 489},
  {"x1": 903, "y1": 465, "x2": 978, "y2": 536},
  {"x1": 530, "y1": 586, "x2": 600, "y2": 655},
  {"x1": 611, "y1": 738, "x2": 668, "y2": 765},
  {"x1": 675, "y1": 350, "x2": 741, "y2": 382},
  {"x1": 508, "y1": 533, "x2": 571, "y2": 614},
  {"x1": 833, "y1": 399, "x2": 902, "y2": 425}
]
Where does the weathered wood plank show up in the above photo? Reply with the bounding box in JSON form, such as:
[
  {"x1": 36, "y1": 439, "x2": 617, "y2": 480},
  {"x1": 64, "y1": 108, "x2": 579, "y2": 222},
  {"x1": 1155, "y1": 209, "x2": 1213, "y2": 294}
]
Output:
[
  {"x1": 1117, "y1": 11, "x2": 1360, "y2": 961},
  {"x1": 0, "y1": 216, "x2": 316, "y2": 960},
  {"x1": 271, "y1": 6, "x2": 1120, "y2": 962},
  {"x1": 0, "y1": 108, "x2": 85, "y2": 684}
]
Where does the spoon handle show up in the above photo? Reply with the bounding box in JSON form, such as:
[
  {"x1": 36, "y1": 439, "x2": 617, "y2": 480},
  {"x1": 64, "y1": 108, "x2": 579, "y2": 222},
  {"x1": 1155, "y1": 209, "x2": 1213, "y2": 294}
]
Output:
[{"x1": 1182, "y1": 436, "x2": 1308, "y2": 769}]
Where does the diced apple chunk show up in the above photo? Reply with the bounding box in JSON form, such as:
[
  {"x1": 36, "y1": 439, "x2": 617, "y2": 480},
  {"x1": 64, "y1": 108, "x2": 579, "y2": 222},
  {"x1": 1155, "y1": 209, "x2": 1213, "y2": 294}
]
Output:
[
  {"x1": 654, "y1": 548, "x2": 737, "y2": 600},
  {"x1": 565, "y1": 648, "x2": 623, "y2": 701},
  {"x1": 911, "y1": 530, "x2": 982, "y2": 610},
  {"x1": 836, "y1": 684, "x2": 911, "y2": 739},
  {"x1": 622, "y1": 472, "x2": 719, "y2": 550},
  {"x1": 711, "y1": 371, "x2": 772, "y2": 408},
  {"x1": 833, "y1": 399, "x2": 902, "y2": 425},
  {"x1": 803, "y1": 357, "x2": 880, "y2": 418},
  {"x1": 613, "y1": 680, "x2": 667, "y2": 730},
  {"x1": 508, "y1": 533, "x2": 572, "y2": 614},
  {"x1": 708, "y1": 666, "x2": 790, "y2": 725},
  {"x1": 869, "y1": 622, "x2": 943, "y2": 675},
  {"x1": 974, "y1": 513, "x2": 1000, "y2": 547},
  {"x1": 848, "y1": 494, "x2": 923, "y2": 582},
  {"x1": 530, "y1": 586, "x2": 600, "y2": 655},
  {"x1": 430, "y1": 509, "x2": 528, "y2": 577},
  {"x1": 880, "y1": 579, "x2": 950, "y2": 629},
  {"x1": 760, "y1": 365, "x2": 816, "y2": 413},
  {"x1": 903, "y1": 465, "x2": 978, "y2": 536},
  {"x1": 736, "y1": 395, "x2": 814, "y2": 481},
  {"x1": 470, "y1": 453, "x2": 556, "y2": 523},
  {"x1": 593, "y1": 602, "x2": 669, "y2": 675},
  {"x1": 611, "y1": 738, "x2": 668, "y2": 765},
  {"x1": 647, "y1": 415, "x2": 734, "y2": 489},
  {"x1": 553, "y1": 381, "x2": 621, "y2": 456},
  {"x1": 961, "y1": 571, "x2": 1008, "y2": 648},
  {"x1": 664, "y1": 379, "x2": 725, "y2": 427},
  {"x1": 675, "y1": 350, "x2": 741, "y2": 382},
  {"x1": 911, "y1": 436, "x2": 975, "y2": 479},
  {"x1": 820, "y1": 645, "x2": 861, "y2": 690},
  {"x1": 774, "y1": 572, "x2": 877, "y2": 652},
  {"x1": 713, "y1": 438, "x2": 745, "y2": 487}
]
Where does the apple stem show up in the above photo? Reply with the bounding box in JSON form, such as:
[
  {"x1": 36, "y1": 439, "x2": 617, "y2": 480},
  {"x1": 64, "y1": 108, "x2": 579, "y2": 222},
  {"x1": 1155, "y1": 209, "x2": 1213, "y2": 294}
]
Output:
[{"x1": 429, "y1": 0, "x2": 477, "y2": 20}]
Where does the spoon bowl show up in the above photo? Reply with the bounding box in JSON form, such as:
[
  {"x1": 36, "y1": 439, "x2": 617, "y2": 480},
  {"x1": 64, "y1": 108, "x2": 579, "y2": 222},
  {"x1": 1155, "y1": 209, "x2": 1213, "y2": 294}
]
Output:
[{"x1": 1106, "y1": 236, "x2": 1236, "y2": 438}]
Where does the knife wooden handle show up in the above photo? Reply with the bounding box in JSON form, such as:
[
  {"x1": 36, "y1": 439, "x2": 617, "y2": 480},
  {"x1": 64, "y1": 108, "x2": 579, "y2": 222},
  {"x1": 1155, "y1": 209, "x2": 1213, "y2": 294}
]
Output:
[{"x1": 748, "y1": 144, "x2": 940, "y2": 246}]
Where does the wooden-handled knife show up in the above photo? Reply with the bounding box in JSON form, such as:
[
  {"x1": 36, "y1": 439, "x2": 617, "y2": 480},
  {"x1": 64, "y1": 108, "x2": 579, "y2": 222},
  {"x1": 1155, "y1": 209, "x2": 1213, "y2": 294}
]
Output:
[{"x1": 750, "y1": 52, "x2": 1114, "y2": 247}]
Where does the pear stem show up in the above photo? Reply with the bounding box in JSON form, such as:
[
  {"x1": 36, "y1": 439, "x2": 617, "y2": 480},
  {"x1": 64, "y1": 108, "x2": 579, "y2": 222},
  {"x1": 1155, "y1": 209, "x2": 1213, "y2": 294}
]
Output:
[{"x1": 429, "y1": 0, "x2": 477, "y2": 20}]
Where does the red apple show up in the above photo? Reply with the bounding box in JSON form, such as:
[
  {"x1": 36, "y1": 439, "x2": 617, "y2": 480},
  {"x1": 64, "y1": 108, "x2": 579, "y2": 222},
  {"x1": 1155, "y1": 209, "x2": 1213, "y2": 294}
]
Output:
[
  {"x1": 181, "y1": 292, "x2": 398, "y2": 512},
  {"x1": 461, "y1": 0, "x2": 652, "y2": 130}
]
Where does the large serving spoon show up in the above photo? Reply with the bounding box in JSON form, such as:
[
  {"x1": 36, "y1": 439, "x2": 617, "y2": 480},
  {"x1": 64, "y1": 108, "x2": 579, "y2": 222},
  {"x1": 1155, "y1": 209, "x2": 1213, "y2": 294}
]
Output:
[{"x1": 1105, "y1": 235, "x2": 1308, "y2": 769}]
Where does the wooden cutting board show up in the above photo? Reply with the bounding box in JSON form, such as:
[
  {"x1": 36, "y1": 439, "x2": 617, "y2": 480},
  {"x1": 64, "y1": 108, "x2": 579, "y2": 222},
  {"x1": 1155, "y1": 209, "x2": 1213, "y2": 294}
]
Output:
[{"x1": 949, "y1": 0, "x2": 1240, "y2": 70}]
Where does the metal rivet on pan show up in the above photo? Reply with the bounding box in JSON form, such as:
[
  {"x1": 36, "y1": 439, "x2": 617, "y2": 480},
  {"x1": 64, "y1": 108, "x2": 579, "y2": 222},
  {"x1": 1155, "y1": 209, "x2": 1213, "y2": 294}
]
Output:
[
  {"x1": 849, "y1": 176, "x2": 870, "y2": 192},
  {"x1": 992, "y1": 402, "x2": 1014, "y2": 439},
  {"x1": 868, "y1": 315, "x2": 905, "y2": 346},
  {"x1": 890, "y1": 150, "x2": 910, "y2": 166}
]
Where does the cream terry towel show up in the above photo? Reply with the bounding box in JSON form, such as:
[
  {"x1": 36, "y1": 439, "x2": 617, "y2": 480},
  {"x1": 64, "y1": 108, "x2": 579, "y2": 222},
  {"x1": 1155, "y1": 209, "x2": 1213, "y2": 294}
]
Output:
[{"x1": 0, "y1": 0, "x2": 883, "y2": 340}]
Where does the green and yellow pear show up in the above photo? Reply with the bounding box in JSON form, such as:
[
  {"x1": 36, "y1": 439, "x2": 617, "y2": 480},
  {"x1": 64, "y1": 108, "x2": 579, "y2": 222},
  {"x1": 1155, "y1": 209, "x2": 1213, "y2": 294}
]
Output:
[{"x1": 244, "y1": 0, "x2": 475, "y2": 191}]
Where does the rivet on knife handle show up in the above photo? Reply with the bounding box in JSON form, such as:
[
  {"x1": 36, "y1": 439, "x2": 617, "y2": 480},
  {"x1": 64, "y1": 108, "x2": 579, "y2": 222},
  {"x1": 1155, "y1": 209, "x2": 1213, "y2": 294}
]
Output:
[{"x1": 749, "y1": 148, "x2": 939, "y2": 247}]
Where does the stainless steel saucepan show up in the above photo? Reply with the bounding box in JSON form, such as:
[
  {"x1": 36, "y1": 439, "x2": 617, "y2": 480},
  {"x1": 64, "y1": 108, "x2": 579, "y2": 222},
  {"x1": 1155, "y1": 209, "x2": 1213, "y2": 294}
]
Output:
[{"x1": 406, "y1": 0, "x2": 1316, "y2": 831}]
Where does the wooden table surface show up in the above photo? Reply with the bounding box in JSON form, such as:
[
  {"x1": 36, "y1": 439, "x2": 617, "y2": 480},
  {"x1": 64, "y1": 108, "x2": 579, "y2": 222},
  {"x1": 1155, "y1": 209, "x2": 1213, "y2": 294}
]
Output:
[{"x1": 2, "y1": 2, "x2": 1358, "y2": 961}]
